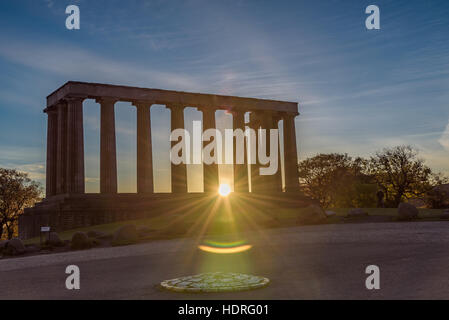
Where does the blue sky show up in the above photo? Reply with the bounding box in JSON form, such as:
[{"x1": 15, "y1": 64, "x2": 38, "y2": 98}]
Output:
[{"x1": 0, "y1": 0, "x2": 448, "y2": 192}]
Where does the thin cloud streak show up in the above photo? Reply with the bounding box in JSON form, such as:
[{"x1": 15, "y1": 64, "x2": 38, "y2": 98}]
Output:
[
  {"x1": 0, "y1": 39, "x2": 203, "y2": 91},
  {"x1": 439, "y1": 120, "x2": 449, "y2": 151}
]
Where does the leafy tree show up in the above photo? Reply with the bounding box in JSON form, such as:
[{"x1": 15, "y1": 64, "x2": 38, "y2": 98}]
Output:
[
  {"x1": 298, "y1": 153, "x2": 372, "y2": 208},
  {"x1": 333, "y1": 182, "x2": 378, "y2": 209},
  {"x1": 367, "y1": 146, "x2": 447, "y2": 207},
  {"x1": 0, "y1": 168, "x2": 42, "y2": 239}
]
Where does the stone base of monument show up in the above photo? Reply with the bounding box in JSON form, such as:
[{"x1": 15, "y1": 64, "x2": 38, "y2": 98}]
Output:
[
  {"x1": 160, "y1": 272, "x2": 270, "y2": 293},
  {"x1": 19, "y1": 192, "x2": 312, "y2": 239}
]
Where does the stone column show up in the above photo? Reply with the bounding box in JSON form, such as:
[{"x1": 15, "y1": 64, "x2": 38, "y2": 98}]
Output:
[
  {"x1": 249, "y1": 112, "x2": 261, "y2": 193},
  {"x1": 134, "y1": 102, "x2": 154, "y2": 194},
  {"x1": 98, "y1": 98, "x2": 118, "y2": 194},
  {"x1": 56, "y1": 102, "x2": 68, "y2": 194},
  {"x1": 283, "y1": 112, "x2": 300, "y2": 192},
  {"x1": 258, "y1": 111, "x2": 276, "y2": 193},
  {"x1": 232, "y1": 110, "x2": 249, "y2": 192},
  {"x1": 200, "y1": 107, "x2": 219, "y2": 193},
  {"x1": 45, "y1": 108, "x2": 58, "y2": 197},
  {"x1": 66, "y1": 97, "x2": 85, "y2": 194},
  {"x1": 272, "y1": 115, "x2": 283, "y2": 192},
  {"x1": 168, "y1": 104, "x2": 188, "y2": 193}
]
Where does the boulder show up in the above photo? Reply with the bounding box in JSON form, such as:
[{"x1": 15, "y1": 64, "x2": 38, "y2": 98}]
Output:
[
  {"x1": 296, "y1": 205, "x2": 327, "y2": 225},
  {"x1": 46, "y1": 232, "x2": 64, "y2": 247},
  {"x1": 325, "y1": 210, "x2": 337, "y2": 217},
  {"x1": 112, "y1": 225, "x2": 138, "y2": 245},
  {"x1": 4, "y1": 238, "x2": 26, "y2": 256},
  {"x1": 71, "y1": 232, "x2": 90, "y2": 250},
  {"x1": 347, "y1": 208, "x2": 368, "y2": 217},
  {"x1": 397, "y1": 202, "x2": 419, "y2": 220}
]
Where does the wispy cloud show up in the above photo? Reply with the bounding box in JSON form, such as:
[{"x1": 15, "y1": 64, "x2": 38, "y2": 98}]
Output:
[
  {"x1": 0, "y1": 38, "x2": 203, "y2": 91},
  {"x1": 0, "y1": 34, "x2": 311, "y2": 103},
  {"x1": 439, "y1": 120, "x2": 449, "y2": 151},
  {"x1": 1, "y1": 162, "x2": 46, "y2": 184},
  {"x1": 16, "y1": 163, "x2": 46, "y2": 181}
]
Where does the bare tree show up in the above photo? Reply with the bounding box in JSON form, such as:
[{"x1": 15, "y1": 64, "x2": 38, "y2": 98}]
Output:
[
  {"x1": 0, "y1": 168, "x2": 42, "y2": 239},
  {"x1": 368, "y1": 146, "x2": 447, "y2": 207}
]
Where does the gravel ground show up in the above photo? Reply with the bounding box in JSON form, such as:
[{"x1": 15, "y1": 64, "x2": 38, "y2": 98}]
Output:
[{"x1": 1, "y1": 221, "x2": 449, "y2": 299}]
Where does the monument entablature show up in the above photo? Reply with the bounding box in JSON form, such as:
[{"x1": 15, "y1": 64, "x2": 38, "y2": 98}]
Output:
[{"x1": 46, "y1": 81, "x2": 299, "y2": 114}]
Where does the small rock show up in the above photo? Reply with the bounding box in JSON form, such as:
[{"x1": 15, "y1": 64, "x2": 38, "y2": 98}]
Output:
[
  {"x1": 46, "y1": 232, "x2": 64, "y2": 247},
  {"x1": 325, "y1": 210, "x2": 337, "y2": 217},
  {"x1": 347, "y1": 208, "x2": 368, "y2": 217},
  {"x1": 397, "y1": 202, "x2": 419, "y2": 220},
  {"x1": 71, "y1": 232, "x2": 90, "y2": 250},
  {"x1": 5, "y1": 238, "x2": 26, "y2": 256},
  {"x1": 113, "y1": 225, "x2": 138, "y2": 245}
]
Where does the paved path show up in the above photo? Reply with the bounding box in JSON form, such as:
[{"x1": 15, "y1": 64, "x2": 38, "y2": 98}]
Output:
[{"x1": 1, "y1": 221, "x2": 449, "y2": 299}]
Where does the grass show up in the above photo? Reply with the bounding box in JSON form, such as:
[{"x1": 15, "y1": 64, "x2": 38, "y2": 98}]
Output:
[{"x1": 23, "y1": 207, "x2": 445, "y2": 246}]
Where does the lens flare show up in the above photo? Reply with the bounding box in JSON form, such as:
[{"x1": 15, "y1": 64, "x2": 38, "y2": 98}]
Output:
[
  {"x1": 204, "y1": 240, "x2": 247, "y2": 247},
  {"x1": 198, "y1": 244, "x2": 252, "y2": 254},
  {"x1": 198, "y1": 240, "x2": 252, "y2": 254},
  {"x1": 218, "y1": 183, "x2": 231, "y2": 197}
]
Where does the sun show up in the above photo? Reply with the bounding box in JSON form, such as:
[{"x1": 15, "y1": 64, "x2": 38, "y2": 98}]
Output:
[{"x1": 218, "y1": 183, "x2": 231, "y2": 197}]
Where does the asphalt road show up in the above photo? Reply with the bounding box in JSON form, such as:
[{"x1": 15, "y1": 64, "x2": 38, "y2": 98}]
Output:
[{"x1": 1, "y1": 221, "x2": 449, "y2": 299}]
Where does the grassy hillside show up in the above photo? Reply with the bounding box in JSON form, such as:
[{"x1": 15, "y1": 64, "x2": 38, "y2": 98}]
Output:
[{"x1": 23, "y1": 207, "x2": 444, "y2": 245}]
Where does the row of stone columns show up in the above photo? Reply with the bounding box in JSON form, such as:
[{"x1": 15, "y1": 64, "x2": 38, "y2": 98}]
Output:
[{"x1": 45, "y1": 98, "x2": 300, "y2": 196}]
